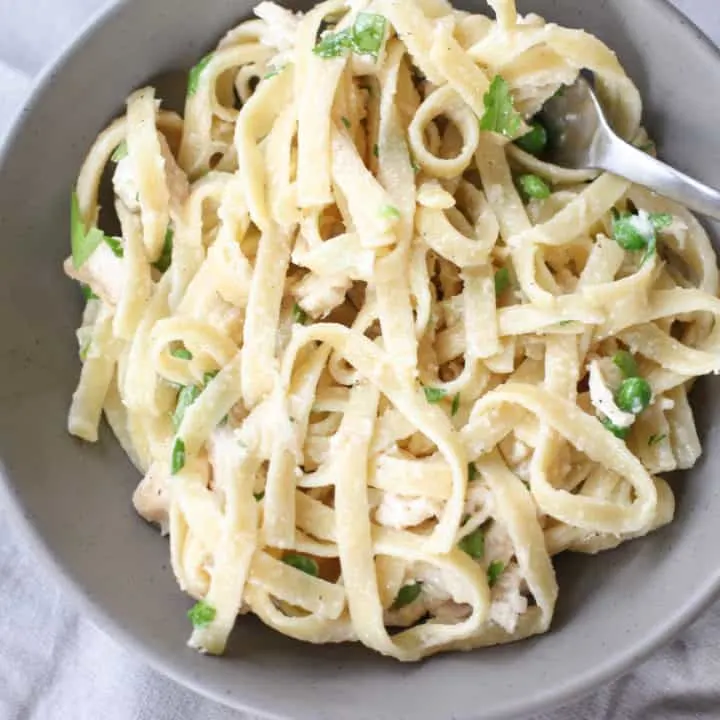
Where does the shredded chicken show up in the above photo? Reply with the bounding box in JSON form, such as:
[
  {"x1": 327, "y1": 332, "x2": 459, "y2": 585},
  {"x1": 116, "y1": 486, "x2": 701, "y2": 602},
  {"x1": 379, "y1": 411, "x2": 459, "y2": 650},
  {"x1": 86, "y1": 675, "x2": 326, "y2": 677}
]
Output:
[
  {"x1": 374, "y1": 493, "x2": 442, "y2": 530},
  {"x1": 489, "y1": 563, "x2": 528, "y2": 634},
  {"x1": 113, "y1": 155, "x2": 140, "y2": 211}
]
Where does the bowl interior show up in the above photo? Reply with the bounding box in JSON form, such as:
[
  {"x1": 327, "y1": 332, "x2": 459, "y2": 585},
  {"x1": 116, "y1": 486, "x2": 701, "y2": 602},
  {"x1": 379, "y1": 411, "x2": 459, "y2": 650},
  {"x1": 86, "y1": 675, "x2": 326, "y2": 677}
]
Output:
[{"x1": 1, "y1": 1, "x2": 720, "y2": 719}]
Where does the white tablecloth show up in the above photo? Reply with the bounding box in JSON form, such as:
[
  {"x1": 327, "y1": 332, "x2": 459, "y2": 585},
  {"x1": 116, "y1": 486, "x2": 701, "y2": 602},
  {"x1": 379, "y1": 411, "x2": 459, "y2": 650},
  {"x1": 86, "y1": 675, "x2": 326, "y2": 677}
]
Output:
[{"x1": 1, "y1": 1, "x2": 719, "y2": 718}]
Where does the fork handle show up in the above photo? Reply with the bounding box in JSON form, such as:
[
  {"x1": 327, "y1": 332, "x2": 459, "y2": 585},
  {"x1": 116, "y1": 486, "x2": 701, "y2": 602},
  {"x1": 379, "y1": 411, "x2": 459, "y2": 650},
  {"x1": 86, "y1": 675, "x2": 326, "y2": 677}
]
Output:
[{"x1": 593, "y1": 134, "x2": 720, "y2": 221}]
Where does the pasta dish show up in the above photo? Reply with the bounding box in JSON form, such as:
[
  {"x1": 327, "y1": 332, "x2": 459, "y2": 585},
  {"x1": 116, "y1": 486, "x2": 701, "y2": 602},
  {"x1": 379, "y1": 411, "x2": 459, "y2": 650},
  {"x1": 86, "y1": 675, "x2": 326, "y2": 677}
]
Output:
[{"x1": 64, "y1": 0, "x2": 720, "y2": 660}]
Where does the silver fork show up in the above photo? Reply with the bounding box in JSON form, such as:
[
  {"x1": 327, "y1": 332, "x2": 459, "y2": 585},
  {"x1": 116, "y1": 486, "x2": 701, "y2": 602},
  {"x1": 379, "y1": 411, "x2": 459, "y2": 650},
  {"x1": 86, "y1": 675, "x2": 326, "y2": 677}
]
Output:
[{"x1": 539, "y1": 75, "x2": 720, "y2": 220}]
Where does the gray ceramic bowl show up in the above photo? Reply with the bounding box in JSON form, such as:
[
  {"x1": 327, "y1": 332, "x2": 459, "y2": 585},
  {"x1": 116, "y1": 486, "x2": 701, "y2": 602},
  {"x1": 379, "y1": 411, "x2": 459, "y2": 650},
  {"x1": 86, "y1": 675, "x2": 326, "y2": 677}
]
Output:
[{"x1": 1, "y1": 1, "x2": 720, "y2": 718}]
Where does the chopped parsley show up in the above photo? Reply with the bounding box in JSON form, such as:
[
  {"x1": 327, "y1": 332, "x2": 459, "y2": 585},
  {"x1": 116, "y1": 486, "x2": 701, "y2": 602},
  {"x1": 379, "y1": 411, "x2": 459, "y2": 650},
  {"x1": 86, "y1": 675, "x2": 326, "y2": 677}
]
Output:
[
  {"x1": 479, "y1": 75, "x2": 523, "y2": 139},
  {"x1": 373, "y1": 143, "x2": 380, "y2": 158},
  {"x1": 171, "y1": 438, "x2": 186, "y2": 475},
  {"x1": 171, "y1": 347, "x2": 193, "y2": 361},
  {"x1": 71, "y1": 191, "x2": 104, "y2": 269},
  {"x1": 458, "y1": 527, "x2": 485, "y2": 559},
  {"x1": 352, "y1": 13, "x2": 388, "y2": 56},
  {"x1": 341, "y1": 116, "x2": 351, "y2": 129},
  {"x1": 612, "y1": 350, "x2": 638, "y2": 379},
  {"x1": 173, "y1": 385, "x2": 201, "y2": 431},
  {"x1": 188, "y1": 53, "x2": 214, "y2": 96},
  {"x1": 282, "y1": 552, "x2": 319, "y2": 577},
  {"x1": 451, "y1": 393, "x2": 461, "y2": 417},
  {"x1": 253, "y1": 491, "x2": 265, "y2": 502},
  {"x1": 292, "y1": 302, "x2": 308, "y2": 325},
  {"x1": 468, "y1": 463, "x2": 478, "y2": 482},
  {"x1": 380, "y1": 204, "x2": 400, "y2": 220},
  {"x1": 423, "y1": 387, "x2": 447, "y2": 404},
  {"x1": 391, "y1": 582, "x2": 423, "y2": 610},
  {"x1": 103, "y1": 235, "x2": 124, "y2": 258},
  {"x1": 81, "y1": 284, "x2": 98, "y2": 301},
  {"x1": 111, "y1": 140, "x2": 128, "y2": 162},
  {"x1": 487, "y1": 561, "x2": 505, "y2": 588},
  {"x1": 264, "y1": 65, "x2": 285, "y2": 79},
  {"x1": 313, "y1": 12, "x2": 387, "y2": 60},
  {"x1": 648, "y1": 433, "x2": 668, "y2": 447},
  {"x1": 187, "y1": 600, "x2": 216, "y2": 628},
  {"x1": 494, "y1": 267, "x2": 511, "y2": 295},
  {"x1": 153, "y1": 226, "x2": 174, "y2": 273}
]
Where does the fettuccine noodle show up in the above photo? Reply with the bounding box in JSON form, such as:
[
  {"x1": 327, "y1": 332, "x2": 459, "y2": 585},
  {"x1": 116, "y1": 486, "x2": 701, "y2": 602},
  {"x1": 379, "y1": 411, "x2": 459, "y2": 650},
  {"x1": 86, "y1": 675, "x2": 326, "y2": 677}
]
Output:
[{"x1": 64, "y1": 0, "x2": 719, "y2": 660}]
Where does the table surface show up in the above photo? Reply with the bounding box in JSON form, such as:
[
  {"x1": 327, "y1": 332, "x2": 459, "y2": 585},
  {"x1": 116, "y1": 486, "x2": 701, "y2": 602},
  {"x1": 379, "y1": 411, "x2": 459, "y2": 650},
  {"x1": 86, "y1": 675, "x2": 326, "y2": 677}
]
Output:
[{"x1": 1, "y1": 1, "x2": 719, "y2": 719}]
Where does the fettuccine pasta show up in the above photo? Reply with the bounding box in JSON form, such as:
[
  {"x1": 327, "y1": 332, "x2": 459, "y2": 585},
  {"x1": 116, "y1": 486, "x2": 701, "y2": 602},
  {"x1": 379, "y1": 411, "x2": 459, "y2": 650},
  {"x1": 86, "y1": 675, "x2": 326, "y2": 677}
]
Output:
[{"x1": 64, "y1": 0, "x2": 720, "y2": 661}]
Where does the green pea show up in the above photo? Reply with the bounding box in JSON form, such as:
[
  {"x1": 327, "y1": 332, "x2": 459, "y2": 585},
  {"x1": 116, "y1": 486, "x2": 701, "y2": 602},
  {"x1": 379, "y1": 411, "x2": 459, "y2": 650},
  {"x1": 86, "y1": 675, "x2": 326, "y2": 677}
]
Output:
[
  {"x1": 517, "y1": 174, "x2": 551, "y2": 200},
  {"x1": 515, "y1": 120, "x2": 548, "y2": 155},
  {"x1": 615, "y1": 377, "x2": 652, "y2": 415},
  {"x1": 611, "y1": 211, "x2": 653, "y2": 251}
]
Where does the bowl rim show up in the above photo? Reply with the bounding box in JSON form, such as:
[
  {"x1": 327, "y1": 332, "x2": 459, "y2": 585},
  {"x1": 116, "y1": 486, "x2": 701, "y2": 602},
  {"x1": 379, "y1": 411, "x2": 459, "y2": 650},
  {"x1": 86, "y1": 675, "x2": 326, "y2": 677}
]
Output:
[{"x1": 1, "y1": 0, "x2": 720, "y2": 718}]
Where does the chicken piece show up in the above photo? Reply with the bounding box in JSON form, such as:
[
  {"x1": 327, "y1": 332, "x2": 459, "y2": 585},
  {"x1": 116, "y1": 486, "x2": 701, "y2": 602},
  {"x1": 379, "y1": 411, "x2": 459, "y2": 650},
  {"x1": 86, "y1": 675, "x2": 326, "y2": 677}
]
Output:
[
  {"x1": 63, "y1": 241, "x2": 126, "y2": 306},
  {"x1": 293, "y1": 272, "x2": 352, "y2": 319},
  {"x1": 489, "y1": 563, "x2": 528, "y2": 634},
  {"x1": 132, "y1": 462, "x2": 170, "y2": 534}
]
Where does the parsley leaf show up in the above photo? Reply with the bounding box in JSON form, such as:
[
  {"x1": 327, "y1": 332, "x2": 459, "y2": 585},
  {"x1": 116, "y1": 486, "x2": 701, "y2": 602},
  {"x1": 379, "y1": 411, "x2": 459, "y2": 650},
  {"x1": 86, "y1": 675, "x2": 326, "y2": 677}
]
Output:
[
  {"x1": 648, "y1": 433, "x2": 667, "y2": 447},
  {"x1": 352, "y1": 13, "x2": 387, "y2": 57},
  {"x1": 71, "y1": 192, "x2": 103, "y2": 269},
  {"x1": 650, "y1": 213, "x2": 673, "y2": 230},
  {"x1": 341, "y1": 116, "x2": 351, "y2": 129},
  {"x1": 187, "y1": 600, "x2": 216, "y2": 628},
  {"x1": 314, "y1": 14, "x2": 388, "y2": 60},
  {"x1": 479, "y1": 75, "x2": 523, "y2": 139},
  {"x1": 313, "y1": 28, "x2": 353, "y2": 58}
]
